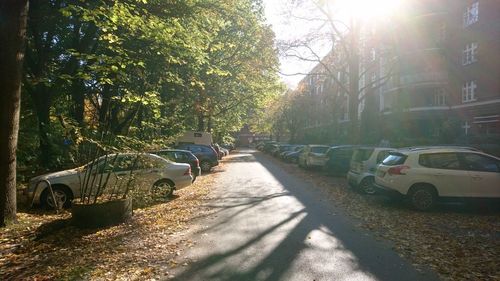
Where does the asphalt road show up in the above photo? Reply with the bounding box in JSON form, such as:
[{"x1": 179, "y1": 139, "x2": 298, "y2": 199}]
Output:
[{"x1": 170, "y1": 149, "x2": 439, "y2": 281}]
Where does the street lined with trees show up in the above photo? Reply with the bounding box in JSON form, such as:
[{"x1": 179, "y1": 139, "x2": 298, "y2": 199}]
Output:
[{"x1": 1, "y1": 0, "x2": 282, "y2": 226}]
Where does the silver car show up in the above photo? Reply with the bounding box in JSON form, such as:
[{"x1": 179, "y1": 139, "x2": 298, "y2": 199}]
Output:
[
  {"x1": 27, "y1": 153, "x2": 193, "y2": 208},
  {"x1": 347, "y1": 147, "x2": 394, "y2": 194}
]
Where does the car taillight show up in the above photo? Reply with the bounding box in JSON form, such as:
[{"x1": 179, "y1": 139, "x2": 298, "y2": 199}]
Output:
[
  {"x1": 195, "y1": 159, "x2": 199, "y2": 166},
  {"x1": 184, "y1": 167, "x2": 191, "y2": 175},
  {"x1": 387, "y1": 165, "x2": 410, "y2": 175}
]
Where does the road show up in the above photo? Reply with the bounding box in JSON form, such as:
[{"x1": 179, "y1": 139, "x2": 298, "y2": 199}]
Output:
[{"x1": 170, "y1": 149, "x2": 439, "y2": 281}]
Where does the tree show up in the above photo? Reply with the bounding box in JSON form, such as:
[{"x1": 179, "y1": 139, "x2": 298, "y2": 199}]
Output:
[
  {"x1": 0, "y1": 0, "x2": 29, "y2": 226},
  {"x1": 277, "y1": 0, "x2": 395, "y2": 143}
]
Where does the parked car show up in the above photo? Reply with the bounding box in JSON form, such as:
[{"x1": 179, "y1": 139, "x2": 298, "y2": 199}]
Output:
[
  {"x1": 280, "y1": 145, "x2": 303, "y2": 159},
  {"x1": 212, "y1": 143, "x2": 224, "y2": 160},
  {"x1": 263, "y1": 142, "x2": 279, "y2": 153},
  {"x1": 374, "y1": 147, "x2": 500, "y2": 211},
  {"x1": 284, "y1": 147, "x2": 304, "y2": 163},
  {"x1": 176, "y1": 144, "x2": 219, "y2": 172},
  {"x1": 323, "y1": 145, "x2": 359, "y2": 176},
  {"x1": 298, "y1": 145, "x2": 330, "y2": 169},
  {"x1": 152, "y1": 149, "x2": 201, "y2": 182},
  {"x1": 274, "y1": 144, "x2": 294, "y2": 157},
  {"x1": 220, "y1": 147, "x2": 230, "y2": 157},
  {"x1": 347, "y1": 147, "x2": 394, "y2": 194},
  {"x1": 28, "y1": 153, "x2": 193, "y2": 208}
]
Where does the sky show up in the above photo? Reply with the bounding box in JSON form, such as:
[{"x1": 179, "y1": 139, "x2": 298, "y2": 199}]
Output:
[
  {"x1": 263, "y1": 0, "x2": 406, "y2": 89},
  {"x1": 264, "y1": 0, "x2": 321, "y2": 89}
]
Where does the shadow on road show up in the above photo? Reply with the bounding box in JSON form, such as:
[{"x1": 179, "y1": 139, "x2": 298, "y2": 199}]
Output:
[{"x1": 172, "y1": 150, "x2": 438, "y2": 281}]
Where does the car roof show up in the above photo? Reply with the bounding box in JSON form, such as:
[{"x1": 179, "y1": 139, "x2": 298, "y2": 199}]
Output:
[
  {"x1": 328, "y1": 145, "x2": 361, "y2": 149},
  {"x1": 393, "y1": 147, "x2": 483, "y2": 155},
  {"x1": 154, "y1": 149, "x2": 193, "y2": 154},
  {"x1": 308, "y1": 144, "x2": 330, "y2": 147},
  {"x1": 398, "y1": 146, "x2": 479, "y2": 152}
]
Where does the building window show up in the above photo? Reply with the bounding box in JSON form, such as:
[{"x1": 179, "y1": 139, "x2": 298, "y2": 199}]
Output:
[
  {"x1": 434, "y1": 88, "x2": 446, "y2": 106},
  {"x1": 462, "y1": 42, "x2": 478, "y2": 65},
  {"x1": 462, "y1": 81, "x2": 477, "y2": 103},
  {"x1": 463, "y1": 2, "x2": 479, "y2": 27}
]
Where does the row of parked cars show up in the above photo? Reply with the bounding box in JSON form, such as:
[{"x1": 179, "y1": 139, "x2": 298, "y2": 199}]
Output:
[
  {"x1": 27, "y1": 143, "x2": 233, "y2": 208},
  {"x1": 258, "y1": 142, "x2": 500, "y2": 211}
]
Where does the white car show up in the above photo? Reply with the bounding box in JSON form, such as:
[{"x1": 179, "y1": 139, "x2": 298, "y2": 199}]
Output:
[
  {"x1": 298, "y1": 145, "x2": 331, "y2": 168},
  {"x1": 375, "y1": 147, "x2": 500, "y2": 210},
  {"x1": 27, "y1": 153, "x2": 193, "y2": 208}
]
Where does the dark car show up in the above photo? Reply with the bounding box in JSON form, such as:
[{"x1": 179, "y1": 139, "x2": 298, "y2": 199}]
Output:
[
  {"x1": 153, "y1": 149, "x2": 201, "y2": 182},
  {"x1": 175, "y1": 144, "x2": 219, "y2": 173},
  {"x1": 324, "y1": 145, "x2": 359, "y2": 176},
  {"x1": 284, "y1": 147, "x2": 304, "y2": 163}
]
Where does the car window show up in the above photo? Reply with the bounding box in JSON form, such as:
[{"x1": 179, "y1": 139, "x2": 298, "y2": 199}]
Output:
[
  {"x1": 352, "y1": 148, "x2": 374, "y2": 162},
  {"x1": 156, "y1": 151, "x2": 174, "y2": 161},
  {"x1": 175, "y1": 152, "x2": 188, "y2": 161},
  {"x1": 333, "y1": 148, "x2": 353, "y2": 160},
  {"x1": 419, "y1": 153, "x2": 460, "y2": 170},
  {"x1": 190, "y1": 146, "x2": 203, "y2": 153},
  {"x1": 382, "y1": 153, "x2": 407, "y2": 166},
  {"x1": 139, "y1": 155, "x2": 167, "y2": 169},
  {"x1": 460, "y1": 153, "x2": 500, "y2": 173},
  {"x1": 113, "y1": 154, "x2": 141, "y2": 172},
  {"x1": 376, "y1": 150, "x2": 391, "y2": 164}
]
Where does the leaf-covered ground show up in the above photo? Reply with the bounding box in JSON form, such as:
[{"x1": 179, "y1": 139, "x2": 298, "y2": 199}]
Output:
[
  {"x1": 2, "y1": 153, "x2": 499, "y2": 281},
  {"x1": 266, "y1": 154, "x2": 500, "y2": 281},
  {"x1": 0, "y1": 166, "x2": 221, "y2": 280}
]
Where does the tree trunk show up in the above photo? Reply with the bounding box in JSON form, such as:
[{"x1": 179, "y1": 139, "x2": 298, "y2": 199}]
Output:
[
  {"x1": 348, "y1": 18, "x2": 360, "y2": 144},
  {"x1": 0, "y1": 0, "x2": 28, "y2": 226}
]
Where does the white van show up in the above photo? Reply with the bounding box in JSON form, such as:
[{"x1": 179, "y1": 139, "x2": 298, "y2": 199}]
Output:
[{"x1": 176, "y1": 131, "x2": 213, "y2": 146}]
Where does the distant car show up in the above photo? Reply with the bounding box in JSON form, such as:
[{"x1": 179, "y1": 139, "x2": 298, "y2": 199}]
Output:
[
  {"x1": 347, "y1": 147, "x2": 394, "y2": 194},
  {"x1": 176, "y1": 144, "x2": 219, "y2": 173},
  {"x1": 298, "y1": 145, "x2": 330, "y2": 169},
  {"x1": 284, "y1": 147, "x2": 304, "y2": 163},
  {"x1": 28, "y1": 153, "x2": 193, "y2": 208},
  {"x1": 212, "y1": 143, "x2": 224, "y2": 160},
  {"x1": 220, "y1": 147, "x2": 230, "y2": 157},
  {"x1": 263, "y1": 142, "x2": 279, "y2": 153},
  {"x1": 152, "y1": 149, "x2": 201, "y2": 182},
  {"x1": 274, "y1": 144, "x2": 294, "y2": 157},
  {"x1": 375, "y1": 147, "x2": 500, "y2": 211},
  {"x1": 323, "y1": 145, "x2": 359, "y2": 176}
]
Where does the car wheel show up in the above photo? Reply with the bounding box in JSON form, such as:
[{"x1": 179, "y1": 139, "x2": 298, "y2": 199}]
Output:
[
  {"x1": 151, "y1": 179, "x2": 174, "y2": 198},
  {"x1": 408, "y1": 185, "x2": 437, "y2": 211},
  {"x1": 41, "y1": 185, "x2": 72, "y2": 209},
  {"x1": 200, "y1": 161, "x2": 212, "y2": 173},
  {"x1": 359, "y1": 177, "x2": 376, "y2": 195}
]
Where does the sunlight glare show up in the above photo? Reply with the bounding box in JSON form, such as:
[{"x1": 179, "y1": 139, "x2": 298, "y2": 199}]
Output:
[{"x1": 337, "y1": 0, "x2": 403, "y2": 20}]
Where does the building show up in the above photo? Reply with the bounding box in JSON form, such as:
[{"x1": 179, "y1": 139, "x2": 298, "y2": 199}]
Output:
[
  {"x1": 294, "y1": 0, "x2": 499, "y2": 147},
  {"x1": 378, "y1": 0, "x2": 500, "y2": 141}
]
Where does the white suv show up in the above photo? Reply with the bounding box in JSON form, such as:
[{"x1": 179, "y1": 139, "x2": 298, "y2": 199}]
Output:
[{"x1": 375, "y1": 147, "x2": 500, "y2": 211}]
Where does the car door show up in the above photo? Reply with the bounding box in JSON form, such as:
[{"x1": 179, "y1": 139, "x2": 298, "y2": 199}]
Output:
[
  {"x1": 417, "y1": 152, "x2": 470, "y2": 197},
  {"x1": 299, "y1": 146, "x2": 309, "y2": 165},
  {"x1": 135, "y1": 154, "x2": 168, "y2": 190},
  {"x1": 459, "y1": 152, "x2": 500, "y2": 197}
]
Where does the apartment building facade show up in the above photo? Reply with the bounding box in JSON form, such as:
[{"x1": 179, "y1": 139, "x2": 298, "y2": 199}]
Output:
[
  {"x1": 294, "y1": 0, "x2": 499, "y2": 145},
  {"x1": 379, "y1": 0, "x2": 500, "y2": 140}
]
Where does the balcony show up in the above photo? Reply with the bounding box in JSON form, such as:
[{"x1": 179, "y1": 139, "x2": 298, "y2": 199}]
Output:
[{"x1": 399, "y1": 72, "x2": 448, "y2": 87}]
